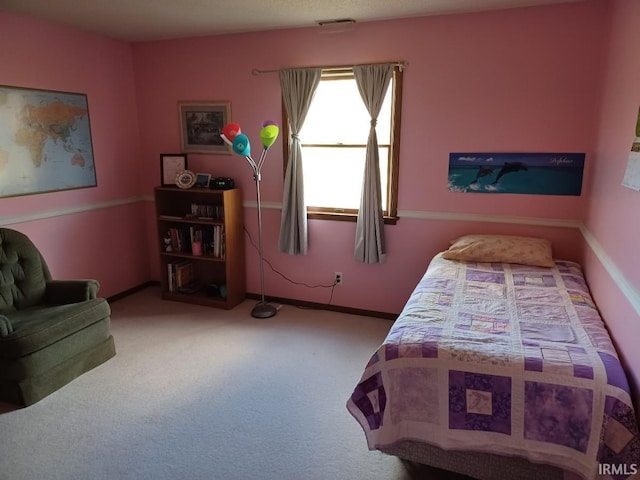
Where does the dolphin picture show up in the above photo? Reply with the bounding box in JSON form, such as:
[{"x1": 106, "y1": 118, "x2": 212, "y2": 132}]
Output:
[
  {"x1": 473, "y1": 165, "x2": 494, "y2": 183},
  {"x1": 492, "y1": 162, "x2": 528, "y2": 184},
  {"x1": 449, "y1": 152, "x2": 585, "y2": 195}
]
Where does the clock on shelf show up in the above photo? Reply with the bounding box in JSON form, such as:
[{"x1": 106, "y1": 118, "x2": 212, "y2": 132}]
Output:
[{"x1": 176, "y1": 170, "x2": 196, "y2": 189}]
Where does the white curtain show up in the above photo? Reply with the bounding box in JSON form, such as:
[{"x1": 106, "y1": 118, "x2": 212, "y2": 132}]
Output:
[
  {"x1": 278, "y1": 68, "x2": 321, "y2": 255},
  {"x1": 353, "y1": 64, "x2": 394, "y2": 264}
]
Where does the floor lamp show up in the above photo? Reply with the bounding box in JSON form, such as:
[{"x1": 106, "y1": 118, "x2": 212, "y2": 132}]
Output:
[{"x1": 222, "y1": 121, "x2": 279, "y2": 318}]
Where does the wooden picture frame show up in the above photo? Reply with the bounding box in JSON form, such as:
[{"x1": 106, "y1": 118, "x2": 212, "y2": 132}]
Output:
[
  {"x1": 178, "y1": 101, "x2": 231, "y2": 154},
  {"x1": 195, "y1": 173, "x2": 211, "y2": 188},
  {"x1": 0, "y1": 84, "x2": 97, "y2": 198},
  {"x1": 160, "y1": 153, "x2": 187, "y2": 186}
]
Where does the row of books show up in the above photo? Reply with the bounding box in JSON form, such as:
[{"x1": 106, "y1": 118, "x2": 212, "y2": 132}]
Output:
[
  {"x1": 190, "y1": 203, "x2": 224, "y2": 220},
  {"x1": 167, "y1": 260, "x2": 202, "y2": 293},
  {"x1": 165, "y1": 225, "x2": 225, "y2": 258}
]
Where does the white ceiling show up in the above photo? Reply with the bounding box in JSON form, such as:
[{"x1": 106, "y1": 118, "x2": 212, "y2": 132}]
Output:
[{"x1": 0, "y1": 0, "x2": 585, "y2": 42}]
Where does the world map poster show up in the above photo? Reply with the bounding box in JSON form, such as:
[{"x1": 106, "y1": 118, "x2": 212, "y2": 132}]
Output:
[{"x1": 0, "y1": 85, "x2": 97, "y2": 198}]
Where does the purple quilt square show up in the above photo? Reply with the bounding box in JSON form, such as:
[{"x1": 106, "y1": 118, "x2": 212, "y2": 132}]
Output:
[
  {"x1": 536, "y1": 305, "x2": 570, "y2": 322},
  {"x1": 555, "y1": 262, "x2": 574, "y2": 273},
  {"x1": 435, "y1": 293, "x2": 453, "y2": 306},
  {"x1": 421, "y1": 278, "x2": 456, "y2": 292},
  {"x1": 598, "y1": 397, "x2": 640, "y2": 479},
  {"x1": 513, "y1": 274, "x2": 557, "y2": 287},
  {"x1": 386, "y1": 343, "x2": 400, "y2": 361},
  {"x1": 425, "y1": 326, "x2": 444, "y2": 340},
  {"x1": 599, "y1": 352, "x2": 631, "y2": 395},
  {"x1": 566, "y1": 346, "x2": 586, "y2": 354},
  {"x1": 457, "y1": 312, "x2": 509, "y2": 336},
  {"x1": 569, "y1": 292, "x2": 595, "y2": 308},
  {"x1": 487, "y1": 262, "x2": 504, "y2": 271},
  {"x1": 521, "y1": 322, "x2": 574, "y2": 342},
  {"x1": 398, "y1": 343, "x2": 424, "y2": 358},
  {"x1": 422, "y1": 342, "x2": 438, "y2": 358},
  {"x1": 466, "y1": 269, "x2": 505, "y2": 284},
  {"x1": 562, "y1": 274, "x2": 588, "y2": 291},
  {"x1": 386, "y1": 326, "x2": 442, "y2": 361},
  {"x1": 573, "y1": 364, "x2": 594, "y2": 379},
  {"x1": 525, "y1": 357, "x2": 543, "y2": 372},
  {"x1": 406, "y1": 294, "x2": 448, "y2": 309},
  {"x1": 514, "y1": 287, "x2": 563, "y2": 304},
  {"x1": 449, "y1": 371, "x2": 511, "y2": 435},
  {"x1": 350, "y1": 372, "x2": 387, "y2": 430},
  {"x1": 385, "y1": 325, "x2": 411, "y2": 359},
  {"x1": 524, "y1": 381, "x2": 593, "y2": 453},
  {"x1": 366, "y1": 351, "x2": 380, "y2": 368},
  {"x1": 467, "y1": 262, "x2": 503, "y2": 271}
]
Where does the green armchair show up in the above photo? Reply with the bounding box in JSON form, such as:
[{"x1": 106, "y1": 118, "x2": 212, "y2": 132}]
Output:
[{"x1": 0, "y1": 228, "x2": 115, "y2": 406}]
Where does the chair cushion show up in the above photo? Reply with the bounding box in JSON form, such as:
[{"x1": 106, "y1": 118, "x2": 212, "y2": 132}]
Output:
[
  {"x1": 0, "y1": 299, "x2": 111, "y2": 358},
  {"x1": 0, "y1": 315, "x2": 12, "y2": 336},
  {"x1": 0, "y1": 320, "x2": 112, "y2": 380},
  {"x1": 0, "y1": 229, "x2": 52, "y2": 313}
]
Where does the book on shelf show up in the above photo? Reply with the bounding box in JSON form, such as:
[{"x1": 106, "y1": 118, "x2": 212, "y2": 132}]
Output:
[
  {"x1": 176, "y1": 261, "x2": 194, "y2": 288},
  {"x1": 164, "y1": 224, "x2": 225, "y2": 259},
  {"x1": 189, "y1": 203, "x2": 225, "y2": 221},
  {"x1": 167, "y1": 260, "x2": 193, "y2": 292}
]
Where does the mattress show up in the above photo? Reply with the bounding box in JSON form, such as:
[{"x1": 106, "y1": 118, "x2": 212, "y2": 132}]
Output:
[{"x1": 347, "y1": 254, "x2": 639, "y2": 479}]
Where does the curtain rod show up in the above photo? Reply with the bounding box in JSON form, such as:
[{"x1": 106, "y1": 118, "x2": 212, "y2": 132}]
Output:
[{"x1": 251, "y1": 61, "x2": 407, "y2": 76}]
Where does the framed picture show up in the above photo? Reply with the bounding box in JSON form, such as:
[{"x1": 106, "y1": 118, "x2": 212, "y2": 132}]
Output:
[
  {"x1": 448, "y1": 152, "x2": 585, "y2": 195},
  {"x1": 0, "y1": 84, "x2": 97, "y2": 198},
  {"x1": 178, "y1": 101, "x2": 231, "y2": 154},
  {"x1": 195, "y1": 173, "x2": 211, "y2": 188},
  {"x1": 160, "y1": 153, "x2": 187, "y2": 186}
]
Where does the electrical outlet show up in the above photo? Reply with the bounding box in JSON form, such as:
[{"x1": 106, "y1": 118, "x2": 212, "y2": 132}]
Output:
[{"x1": 334, "y1": 272, "x2": 343, "y2": 285}]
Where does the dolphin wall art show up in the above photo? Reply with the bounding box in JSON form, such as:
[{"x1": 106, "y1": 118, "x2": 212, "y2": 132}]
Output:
[{"x1": 448, "y1": 152, "x2": 585, "y2": 195}]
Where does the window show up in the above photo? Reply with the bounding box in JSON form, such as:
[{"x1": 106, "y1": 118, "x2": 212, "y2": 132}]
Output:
[{"x1": 282, "y1": 65, "x2": 403, "y2": 223}]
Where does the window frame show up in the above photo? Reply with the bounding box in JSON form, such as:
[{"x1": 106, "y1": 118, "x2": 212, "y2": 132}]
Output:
[{"x1": 281, "y1": 64, "x2": 403, "y2": 225}]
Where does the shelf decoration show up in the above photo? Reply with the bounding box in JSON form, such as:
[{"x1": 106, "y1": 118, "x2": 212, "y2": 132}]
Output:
[
  {"x1": 176, "y1": 170, "x2": 196, "y2": 189},
  {"x1": 160, "y1": 153, "x2": 187, "y2": 186},
  {"x1": 221, "y1": 120, "x2": 279, "y2": 318}
]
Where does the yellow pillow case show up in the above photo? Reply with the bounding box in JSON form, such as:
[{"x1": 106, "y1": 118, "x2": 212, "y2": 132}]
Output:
[{"x1": 442, "y1": 234, "x2": 555, "y2": 267}]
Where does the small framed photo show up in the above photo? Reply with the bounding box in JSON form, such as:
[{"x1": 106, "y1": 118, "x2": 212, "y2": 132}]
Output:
[
  {"x1": 178, "y1": 101, "x2": 231, "y2": 154},
  {"x1": 195, "y1": 173, "x2": 211, "y2": 188},
  {"x1": 160, "y1": 153, "x2": 188, "y2": 186}
]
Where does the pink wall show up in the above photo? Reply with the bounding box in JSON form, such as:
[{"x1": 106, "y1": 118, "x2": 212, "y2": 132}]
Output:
[
  {"x1": 0, "y1": 13, "x2": 149, "y2": 297},
  {"x1": 583, "y1": 0, "x2": 640, "y2": 402},
  {"x1": 1, "y1": 0, "x2": 638, "y2": 415},
  {"x1": 133, "y1": 1, "x2": 606, "y2": 313}
]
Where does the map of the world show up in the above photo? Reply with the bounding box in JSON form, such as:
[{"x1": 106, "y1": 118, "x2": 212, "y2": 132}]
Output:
[{"x1": 0, "y1": 85, "x2": 97, "y2": 198}]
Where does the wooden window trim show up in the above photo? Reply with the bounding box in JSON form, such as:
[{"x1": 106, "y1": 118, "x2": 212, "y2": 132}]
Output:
[{"x1": 281, "y1": 65, "x2": 403, "y2": 224}]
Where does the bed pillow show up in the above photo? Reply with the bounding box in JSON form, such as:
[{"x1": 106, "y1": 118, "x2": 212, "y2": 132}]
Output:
[{"x1": 441, "y1": 234, "x2": 554, "y2": 267}]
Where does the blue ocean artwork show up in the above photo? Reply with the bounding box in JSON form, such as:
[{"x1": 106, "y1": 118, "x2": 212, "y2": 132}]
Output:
[{"x1": 448, "y1": 153, "x2": 585, "y2": 195}]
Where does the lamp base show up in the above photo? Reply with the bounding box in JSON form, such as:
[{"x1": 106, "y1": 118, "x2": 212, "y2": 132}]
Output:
[{"x1": 251, "y1": 302, "x2": 277, "y2": 318}]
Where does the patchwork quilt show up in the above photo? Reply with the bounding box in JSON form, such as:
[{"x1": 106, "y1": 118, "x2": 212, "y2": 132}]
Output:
[{"x1": 347, "y1": 254, "x2": 639, "y2": 479}]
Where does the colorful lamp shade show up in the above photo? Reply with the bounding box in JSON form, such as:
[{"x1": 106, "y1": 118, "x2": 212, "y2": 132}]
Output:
[
  {"x1": 232, "y1": 133, "x2": 251, "y2": 157},
  {"x1": 259, "y1": 124, "x2": 279, "y2": 149}
]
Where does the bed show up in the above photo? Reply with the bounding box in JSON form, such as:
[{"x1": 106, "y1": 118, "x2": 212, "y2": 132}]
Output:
[{"x1": 346, "y1": 235, "x2": 639, "y2": 480}]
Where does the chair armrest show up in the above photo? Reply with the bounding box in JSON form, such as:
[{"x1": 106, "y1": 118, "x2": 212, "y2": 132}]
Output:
[
  {"x1": 0, "y1": 314, "x2": 12, "y2": 337},
  {"x1": 45, "y1": 280, "x2": 100, "y2": 304}
]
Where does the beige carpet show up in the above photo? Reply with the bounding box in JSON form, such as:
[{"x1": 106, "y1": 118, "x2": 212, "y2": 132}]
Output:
[{"x1": 0, "y1": 287, "x2": 471, "y2": 480}]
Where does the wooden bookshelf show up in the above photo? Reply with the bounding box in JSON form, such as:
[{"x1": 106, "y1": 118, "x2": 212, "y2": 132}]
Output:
[{"x1": 154, "y1": 186, "x2": 245, "y2": 309}]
